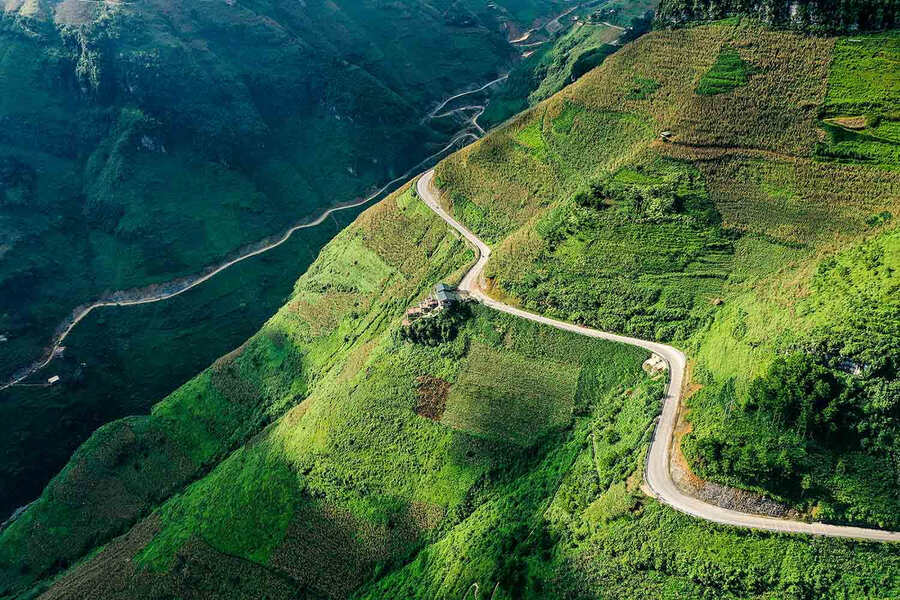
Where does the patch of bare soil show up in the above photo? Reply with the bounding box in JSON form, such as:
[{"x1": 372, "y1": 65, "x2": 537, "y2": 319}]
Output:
[
  {"x1": 826, "y1": 116, "x2": 867, "y2": 130},
  {"x1": 414, "y1": 375, "x2": 450, "y2": 421}
]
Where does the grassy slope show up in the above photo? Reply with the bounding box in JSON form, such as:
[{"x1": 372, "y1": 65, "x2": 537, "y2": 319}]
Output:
[
  {"x1": 2, "y1": 18, "x2": 900, "y2": 600},
  {"x1": 434, "y1": 21, "x2": 900, "y2": 528},
  {"x1": 482, "y1": 20, "x2": 622, "y2": 127},
  {"x1": 7, "y1": 232, "x2": 665, "y2": 597},
  {"x1": 0, "y1": 183, "x2": 471, "y2": 595},
  {"x1": 0, "y1": 0, "x2": 572, "y2": 518}
]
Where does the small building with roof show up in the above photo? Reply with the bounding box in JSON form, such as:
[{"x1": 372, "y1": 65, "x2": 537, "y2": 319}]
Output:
[{"x1": 434, "y1": 283, "x2": 458, "y2": 307}]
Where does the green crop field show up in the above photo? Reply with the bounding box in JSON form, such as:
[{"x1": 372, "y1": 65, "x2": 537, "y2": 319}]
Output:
[
  {"x1": 694, "y1": 46, "x2": 754, "y2": 95},
  {"x1": 441, "y1": 341, "x2": 579, "y2": 445},
  {"x1": 816, "y1": 33, "x2": 900, "y2": 170}
]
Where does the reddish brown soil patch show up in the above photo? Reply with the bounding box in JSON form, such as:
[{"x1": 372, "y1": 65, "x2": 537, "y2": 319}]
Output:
[{"x1": 414, "y1": 375, "x2": 450, "y2": 421}]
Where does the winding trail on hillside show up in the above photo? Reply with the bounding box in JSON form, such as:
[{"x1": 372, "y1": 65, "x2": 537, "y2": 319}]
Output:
[
  {"x1": 0, "y1": 125, "x2": 482, "y2": 392},
  {"x1": 427, "y1": 75, "x2": 508, "y2": 119},
  {"x1": 416, "y1": 169, "x2": 900, "y2": 543}
]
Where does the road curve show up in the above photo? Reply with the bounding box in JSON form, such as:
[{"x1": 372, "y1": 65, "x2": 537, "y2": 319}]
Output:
[
  {"x1": 428, "y1": 75, "x2": 508, "y2": 119},
  {"x1": 416, "y1": 169, "x2": 900, "y2": 543},
  {"x1": 0, "y1": 131, "x2": 478, "y2": 392}
]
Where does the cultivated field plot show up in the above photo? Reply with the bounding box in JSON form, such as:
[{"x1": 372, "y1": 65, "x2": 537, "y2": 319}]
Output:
[
  {"x1": 817, "y1": 32, "x2": 900, "y2": 170},
  {"x1": 442, "y1": 341, "x2": 579, "y2": 445},
  {"x1": 436, "y1": 20, "x2": 900, "y2": 530}
]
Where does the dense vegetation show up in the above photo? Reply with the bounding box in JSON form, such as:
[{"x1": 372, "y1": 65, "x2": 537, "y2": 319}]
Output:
[
  {"x1": 0, "y1": 204, "x2": 363, "y2": 521},
  {"x1": 656, "y1": 0, "x2": 897, "y2": 32},
  {"x1": 5, "y1": 184, "x2": 899, "y2": 597},
  {"x1": 0, "y1": 0, "x2": 566, "y2": 380},
  {"x1": 0, "y1": 0, "x2": 573, "y2": 518},
  {"x1": 1, "y1": 12, "x2": 899, "y2": 600},
  {"x1": 0, "y1": 184, "x2": 472, "y2": 595},
  {"x1": 400, "y1": 302, "x2": 472, "y2": 346},
  {"x1": 482, "y1": 20, "x2": 621, "y2": 127},
  {"x1": 684, "y1": 228, "x2": 900, "y2": 528},
  {"x1": 435, "y1": 21, "x2": 900, "y2": 528},
  {"x1": 480, "y1": 2, "x2": 657, "y2": 128}
]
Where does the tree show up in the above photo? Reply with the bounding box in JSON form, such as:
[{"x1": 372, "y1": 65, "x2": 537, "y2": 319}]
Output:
[{"x1": 746, "y1": 353, "x2": 852, "y2": 439}]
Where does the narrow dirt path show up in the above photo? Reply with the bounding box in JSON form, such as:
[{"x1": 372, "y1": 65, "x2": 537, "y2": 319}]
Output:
[{"x1": 416, "y1": 169, "x2": 900, "y2": 543}]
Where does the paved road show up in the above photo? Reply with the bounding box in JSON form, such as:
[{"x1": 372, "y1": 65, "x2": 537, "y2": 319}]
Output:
[
  {"x1": 428, "y1": 76, "x2": 508, "y2": 119},
  {"x1": 417, "y1": 169, "x2": 900, "y2": 543}
]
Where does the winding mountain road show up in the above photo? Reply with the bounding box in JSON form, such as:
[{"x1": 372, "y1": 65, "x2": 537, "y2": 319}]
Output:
[
  {"x1": 416, "y1": 169, "x2": 900, "y2": 543},
  {"x1": 0, "y1": 129, "x2": 477, "y2": 392}
]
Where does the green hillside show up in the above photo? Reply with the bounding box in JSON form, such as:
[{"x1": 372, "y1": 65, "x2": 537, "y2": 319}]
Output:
[
  {"x1": 2, "y1": 14, "x2": 900, "y2": 600},
  {"x1": 0, "y1": 0, "x2": 572, "y2": 518},
  {"x1": 435, "y1": 23, "x2": 900, "y2": 528},
  {"x1": 4, "y1": 186, "x2": 899, "y2": 600},
  {"x1": 0, "y1": 0, "x2": 567, "y2": 379}
]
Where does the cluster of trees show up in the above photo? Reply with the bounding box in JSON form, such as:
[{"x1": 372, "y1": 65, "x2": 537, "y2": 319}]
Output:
[
  {"x1": 400, "y1": 303, "x2": 471, "y2": 346},
  {"x1": 689, "y1": 344, "x2": 899, "y2": 525},
  {"x1": 656, "y1": 0, "x2": 897, "y2": 32},
  {"x1": 744, "y1": 353, "x2": 857, "y2": 440},
  {"x1": 573, "y1": 174, "x2": 682, "y2": 221}
]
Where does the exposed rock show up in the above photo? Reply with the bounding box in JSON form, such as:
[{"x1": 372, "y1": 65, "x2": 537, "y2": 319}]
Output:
[{"x1": 642, "y1": 354, "x2": 667, "y2": 378}]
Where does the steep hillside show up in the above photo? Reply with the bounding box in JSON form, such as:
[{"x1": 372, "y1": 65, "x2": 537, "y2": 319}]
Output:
[
  {"x1": 0, "y1": 0, "x2": 565, "y2": 379},
  {"x1": 0, "y1": 0, "x2": 571, "y2": 518},
  {"x1": 435, "y1": 22, "x2": 900, "y2": 528},
  {"x1": 4, "y1": 185, "x2": 899, "y2": 600},
  {"x1": 0, "y1": 182, "x2": 473, "y2": 595},
  {"x1": 2, "y1": 16, "x2": 900, "y2": 600}
]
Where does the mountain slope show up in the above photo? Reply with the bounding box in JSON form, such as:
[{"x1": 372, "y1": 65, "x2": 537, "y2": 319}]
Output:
[
  {"x1": 0, "y1": 0, "x2": 565, "y2": 379},
  {"x1": 0, "y1": 0, "x2": 571, "y2": 519},
  {"x1": 2, "y1": 16, "x2": 900, "y2": 600},
  {"x1": 434, "y1": 22, "x2": 900, "y2": 527},
  {"x1": 6, "y1": 184, "x2": 899, "y2": 600}
]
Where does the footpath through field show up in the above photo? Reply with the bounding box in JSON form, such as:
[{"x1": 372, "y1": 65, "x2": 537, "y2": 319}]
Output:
[{"x1": 416, "y1": 169, "x2": 900, "y2": 543}]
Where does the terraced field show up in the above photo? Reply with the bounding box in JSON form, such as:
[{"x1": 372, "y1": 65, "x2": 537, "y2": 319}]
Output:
[{"x1": 435, "y1": 21, "x2": 900, "y2": 528}]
